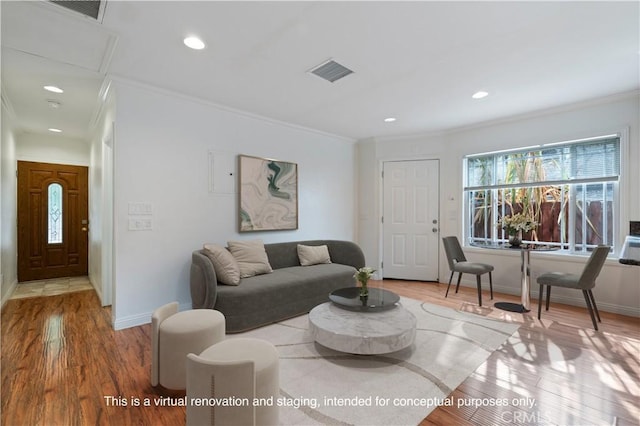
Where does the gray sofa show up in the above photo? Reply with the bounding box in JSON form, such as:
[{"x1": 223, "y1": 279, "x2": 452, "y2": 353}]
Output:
[{"x1": 190, "y1": 240, "x2": 365, "y2": 333}]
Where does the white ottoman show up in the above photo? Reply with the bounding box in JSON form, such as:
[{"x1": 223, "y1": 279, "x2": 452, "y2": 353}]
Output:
[
  {"x1": 152, "y1": 302, "x2": 225, "y2": 390},
  {"x1": 186, "y1": 338, "x2": 280, "y2": 426}
]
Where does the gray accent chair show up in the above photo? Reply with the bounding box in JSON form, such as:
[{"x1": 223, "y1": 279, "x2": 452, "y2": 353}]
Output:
[
  {"x1": 537, "y1": 245, "x2": 610, "y2": 330},
  {"x1": 442, "y1": 236, "x2": 494, "y2": 306}
]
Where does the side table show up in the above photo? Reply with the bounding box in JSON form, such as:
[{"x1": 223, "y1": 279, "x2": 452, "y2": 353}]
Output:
[{"x1": 471, "y1": 242, "x2": 558, "y2": 313}]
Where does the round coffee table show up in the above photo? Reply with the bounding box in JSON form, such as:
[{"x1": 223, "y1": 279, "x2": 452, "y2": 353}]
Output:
[
  {"x1": 329, "y1": 287, "x2": 400, "y2": 311},
  {"x1": 308, "y1": 298, "x2": 416, "y2": 355}
]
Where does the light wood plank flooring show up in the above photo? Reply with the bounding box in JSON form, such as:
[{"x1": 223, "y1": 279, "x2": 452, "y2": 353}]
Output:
[
  {"x1": 1, "y1": 280, "x2": 638, "y2": 425},
  {"x1": 378, "y1": 281, "x2": 640, "y2": 426}
]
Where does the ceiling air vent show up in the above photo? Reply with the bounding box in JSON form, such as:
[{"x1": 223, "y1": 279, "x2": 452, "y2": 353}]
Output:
[
  {"x1": 309, "y1": 59, "x2": 354, "y2": 83},
  {"x1": 50, "y1": 0, "x2": 102, "y2": 20}
]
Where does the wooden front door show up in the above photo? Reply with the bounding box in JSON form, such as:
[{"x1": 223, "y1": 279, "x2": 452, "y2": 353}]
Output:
[{"x1": 17, "y1": 161, "x2": 89, "y2": 282}]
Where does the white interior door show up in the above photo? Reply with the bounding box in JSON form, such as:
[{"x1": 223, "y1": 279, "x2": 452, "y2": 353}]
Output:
[{"x1": 383, "y1": 160, "x2": 439, "y2": 280}]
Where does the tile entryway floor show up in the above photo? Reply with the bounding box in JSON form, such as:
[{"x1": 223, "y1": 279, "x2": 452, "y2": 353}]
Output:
[{"x1": 10, "y1": 276, "x2": 93, "y2": 300}]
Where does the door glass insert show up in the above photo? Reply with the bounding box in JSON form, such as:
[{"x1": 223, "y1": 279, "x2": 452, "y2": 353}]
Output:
[{"x1": 48, "y1": 183, "x2": 63, "y2": 244}]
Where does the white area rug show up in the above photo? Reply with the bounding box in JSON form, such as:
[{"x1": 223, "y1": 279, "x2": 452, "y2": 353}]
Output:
[{"x1": 232, "y1": 297, "x2": 520, "y2": 426}]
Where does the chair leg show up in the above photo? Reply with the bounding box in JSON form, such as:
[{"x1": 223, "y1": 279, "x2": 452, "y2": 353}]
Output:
[
  {"x1": 488, "y1": 272, "x2": 493, "y2": 300},
  {"x1": 588, "y1": 290, "x2": 601, "y2": 323},
  {"x1": 476, "y1": 275, "x2": 482, "y2": 306},
  {"x1": 455, "y1": 273, "x2": 463, "y2": 294},
  {"x1": 445, "y1": 271, "x2": 454, "y2": 298},
  {"x1": 545, "y1": 286, "x2": 551, "y2": 311},
  {"x1": 538, "y1": 284, "x2": 544, "y2": 320},
  {"x1": 583, "y1": 290, "x2": 599, "y2": 331}
]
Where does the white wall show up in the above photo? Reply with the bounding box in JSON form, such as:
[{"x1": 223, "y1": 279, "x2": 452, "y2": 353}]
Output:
[
  {"x1": 89, "y1": 90, "x2": 116, "y2": 307},
  {"x1": 111, "y1": 79, "x2": 357, "y2": 329},
  {"x1": 89, "y1": 124, "x2": 103, "y2": 301},
  {"x1": 1, "y1": 101, "x2": 18, "y2": 305},
  {"x1": 361, "y1": 92, "x2": 640, "y2": 317},
  {"x1": 16, "y1": 132, "x2": 90, "y2": 166},
  {"x1": 356, "y1": 138, "x2": 379, "y2": 267}
]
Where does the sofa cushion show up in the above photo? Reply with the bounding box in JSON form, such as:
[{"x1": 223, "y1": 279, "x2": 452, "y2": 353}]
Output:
[
  {"x1": 203, "y1": 244, "x2": 241, "y2": 285},
  {"x1": 216, "y1": 264, "x2": 357, "y2": 332},
  {"x1": 297, "y1": 244, "x2": 332, "y2": 266},
  {"x1": 227, "y1": 239, "x2": 273, "y2": 278}
]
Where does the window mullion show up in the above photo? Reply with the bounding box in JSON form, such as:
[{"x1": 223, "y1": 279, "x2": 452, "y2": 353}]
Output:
[
  {"x1": 568, "y1": 185, "x2": 576, "y2": 253},
  {"x1": 466, "y1": 190, "x2": 473, "y2": 244},
  {"x1": 561, "y1": 185, "x2": 567, "y2": 248},
  {"x1": 581, "y1": 184, "x2": 588, "y2": 253},
  {"x1": 482, "y1": 191, "x2": 493, "y2": 241},
  {"x1": 465, "y1": 175, "x2": 618, "y2": 192},
  {"x1": 492, "y1": 189, "x2": 498, "y2": 241},
  {"x1": 602, "y1": 182, "x2": 608, "y2": 246}
]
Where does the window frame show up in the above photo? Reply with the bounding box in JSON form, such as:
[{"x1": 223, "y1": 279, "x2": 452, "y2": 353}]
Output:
[
  {"x1": 462, "y1": 130, "x2": 629, "y2": 256},
  {"x1": 48, "y1": 182, "x2": 64, "y2": 245}
]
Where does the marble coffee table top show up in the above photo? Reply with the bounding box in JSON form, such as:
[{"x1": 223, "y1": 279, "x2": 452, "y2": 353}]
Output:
[
  {"x1": 329, "y1": 287, "x2": 400, "y2": 311},
  {"x1": 308, "y1": 302, "x2": 416, "y2": 355}
]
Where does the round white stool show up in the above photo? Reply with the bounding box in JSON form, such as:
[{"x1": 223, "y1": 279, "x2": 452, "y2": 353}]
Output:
[
  {"x1": 153, "y1": 305, "x2": 225, "y2": 390},
  {"x1": 187, "y1": 338, "x2": 279, "y2": 426}
]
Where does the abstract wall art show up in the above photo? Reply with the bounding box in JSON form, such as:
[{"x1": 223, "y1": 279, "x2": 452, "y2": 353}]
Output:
[{"x1": 238, "y1": 155, "x2": 298, "y2": 232}]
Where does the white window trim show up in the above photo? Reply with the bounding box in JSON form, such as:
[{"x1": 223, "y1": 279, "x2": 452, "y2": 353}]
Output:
[{"x1": 462, "y1": 128, "x2": 629, "y2": 257}]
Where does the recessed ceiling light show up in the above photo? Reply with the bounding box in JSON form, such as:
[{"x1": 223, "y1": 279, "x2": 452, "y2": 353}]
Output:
[
  {"x1": 48, "y1": 128, "x2": 62, "y2": 133},
  {"x1": 384, "y1": 117, "x2": 397, "y2": 123},
  {"x1": 44, "y1": 85, "x2": 64, "y2": 93},
  {"x1": 472, "y1": 91, "x2": 489, "y2": 99},
  {"x1": 183, "y1": 36, "x2": 205, "y2": 50}
]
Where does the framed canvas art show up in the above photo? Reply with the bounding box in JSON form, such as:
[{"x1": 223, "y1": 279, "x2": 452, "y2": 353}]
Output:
[{"x1": 238, "y1": 155, "x2": 298, "y2": 232}]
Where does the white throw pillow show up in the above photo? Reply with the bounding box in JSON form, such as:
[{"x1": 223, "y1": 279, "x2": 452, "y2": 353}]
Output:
[
  {"x1": 297, "y1": 244, "x2": 332, "y2": 266},
  {"x1": 227, "y1": 239, "x2": 273, "y2": 278},
  {"x1": 203, "y1": 244, "x2": 241, "y2": 285}
]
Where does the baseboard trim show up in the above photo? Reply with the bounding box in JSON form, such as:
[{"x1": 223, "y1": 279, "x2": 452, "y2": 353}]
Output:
[
  {"x1": 445, "y1": 281, "x2": 640, "y2": 318},
  {"x1": 0, "y1": 279, "x2": 18, "y2": 310},
  {"x1": 113, "y1": 302, "x2": 192, "y2": 330}
]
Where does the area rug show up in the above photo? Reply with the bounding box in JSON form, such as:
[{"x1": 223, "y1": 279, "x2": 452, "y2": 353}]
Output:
[{"x1": 232, "y1": 297, "x2": 520, "y2": 426}]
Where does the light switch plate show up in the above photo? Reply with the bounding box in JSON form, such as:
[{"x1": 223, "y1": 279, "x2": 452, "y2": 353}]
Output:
[
  {"x1": 128, "y1": 202, "x2": 153, "y2": 215},
  {"x1": 128, "y1": 217, "x2": 153, "y2": 231}
]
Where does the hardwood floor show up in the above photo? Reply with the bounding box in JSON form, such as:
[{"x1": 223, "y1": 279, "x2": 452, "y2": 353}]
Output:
[
  {"x1": 376, "y1": 281, "x2": 640, "y2": 426},
  {"x1": 1, "y1": 281, "x2": 638, "y2": 425}
]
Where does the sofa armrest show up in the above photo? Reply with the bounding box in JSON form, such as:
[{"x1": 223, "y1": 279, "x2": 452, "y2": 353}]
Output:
[
  {"x1": 190, "y1": 250, "x2": 218, "y2": 309},
  {"x1": 326, "y1": 241, "x2": 366, "y2": 270}
]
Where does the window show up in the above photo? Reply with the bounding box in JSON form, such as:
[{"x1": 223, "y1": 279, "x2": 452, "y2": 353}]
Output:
[
  {"x1": 464, "y1": 135, "x2": 621, "y2": 253},
  {"x1": 48, "y1": 183, "x2": 63, "y2": 244}
]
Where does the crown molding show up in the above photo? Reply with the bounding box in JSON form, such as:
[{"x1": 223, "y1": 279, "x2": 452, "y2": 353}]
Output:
[
  {"x1": 447, "y1": 89, "x2": 640, "y2": 136},
  {"x1": 108, "y1": 74, "x2": 357, "y2": 144},
  {"x1": 369, "y1": 90, "x2": 640, "y2": 144},
  {"x1": 1, "y1": 83, "x2": 17, "y2": 119}
]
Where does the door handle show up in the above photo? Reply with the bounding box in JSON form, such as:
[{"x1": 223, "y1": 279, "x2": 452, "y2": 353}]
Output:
[
  {"x1": 432, "y1": 228, "x2": 439, "y2": 233},
  {"x1": 81, "y1": 227, "x2": 88, "y2": 232}
]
